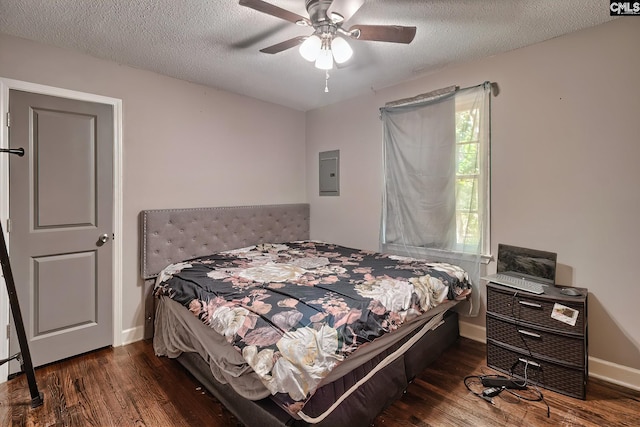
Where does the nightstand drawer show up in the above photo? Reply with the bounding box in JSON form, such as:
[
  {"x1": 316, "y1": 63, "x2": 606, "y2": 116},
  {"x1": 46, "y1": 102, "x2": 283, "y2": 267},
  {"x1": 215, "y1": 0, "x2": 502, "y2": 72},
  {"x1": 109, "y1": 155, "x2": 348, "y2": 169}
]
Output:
[
  {"x1": 486, "y1": 315, "x2": 585, "y2": 366},
  {"x1": 487, "y1": 341, "x2": 586, "y2": 399},
  {"x1": 487, "y1": 287, "x2": 585, "y2": 334}
]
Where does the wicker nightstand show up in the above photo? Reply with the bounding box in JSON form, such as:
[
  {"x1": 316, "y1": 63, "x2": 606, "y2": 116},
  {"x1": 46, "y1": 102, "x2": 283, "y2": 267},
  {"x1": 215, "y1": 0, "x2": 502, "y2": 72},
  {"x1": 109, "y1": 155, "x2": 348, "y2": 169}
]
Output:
[{"x1": 486, "y1": 282, "x2": 588, "y2": 399}]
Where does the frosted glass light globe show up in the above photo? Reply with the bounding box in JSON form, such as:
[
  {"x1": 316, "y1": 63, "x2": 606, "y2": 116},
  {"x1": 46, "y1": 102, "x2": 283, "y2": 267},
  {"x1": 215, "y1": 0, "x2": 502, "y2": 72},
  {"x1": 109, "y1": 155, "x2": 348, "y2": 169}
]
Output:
[
  {"x1": 315, "y1": 47, "x2": 334, "y2": 70},
  {"x1": 331, "y1": 36, "x2": 353, "y2": 64},
  {"x1": 299, "y1": 35, "x2": 321, "y2": 62}
]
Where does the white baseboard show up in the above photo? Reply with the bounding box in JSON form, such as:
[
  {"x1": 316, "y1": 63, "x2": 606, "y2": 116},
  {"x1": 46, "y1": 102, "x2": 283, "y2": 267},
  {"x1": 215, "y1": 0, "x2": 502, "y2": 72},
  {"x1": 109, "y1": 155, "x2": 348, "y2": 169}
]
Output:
[
  {"x1": 459, "y1": 320, "x2": 487, "y2": 343},
  {"x1": 589, "y1": 356, "x2": 640, "y2": 392},
  {"x1": 458, "y1": 320, "x2": 640, "y2": 392},
  {"x1": 120, "y1": 326, "x2": 145, "y2": 346}
]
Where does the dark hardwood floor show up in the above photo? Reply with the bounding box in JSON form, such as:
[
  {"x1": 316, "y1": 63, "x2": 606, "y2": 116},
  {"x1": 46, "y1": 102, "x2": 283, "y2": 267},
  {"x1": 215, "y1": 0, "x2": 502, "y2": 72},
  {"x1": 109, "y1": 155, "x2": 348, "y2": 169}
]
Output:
[{"x1": 1, "y1": 337, "x2": 638, "y2": 426}]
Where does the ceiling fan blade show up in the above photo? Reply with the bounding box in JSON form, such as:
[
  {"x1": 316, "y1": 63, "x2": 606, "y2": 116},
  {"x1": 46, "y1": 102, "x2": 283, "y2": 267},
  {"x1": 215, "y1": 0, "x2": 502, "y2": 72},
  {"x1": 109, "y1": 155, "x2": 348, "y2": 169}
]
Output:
[
  {"x1": 239, "y1": 0, "x2": 311, "y2": 26},
  {"x1": 348, "y1": 24, "x2": 417, "y2": 44},
  {"x1": 327, "y1": 0, "x2": 365, "y2": 22},
  {"x1": 259, "y1": 36, "x2": 307, "y2": 54}
]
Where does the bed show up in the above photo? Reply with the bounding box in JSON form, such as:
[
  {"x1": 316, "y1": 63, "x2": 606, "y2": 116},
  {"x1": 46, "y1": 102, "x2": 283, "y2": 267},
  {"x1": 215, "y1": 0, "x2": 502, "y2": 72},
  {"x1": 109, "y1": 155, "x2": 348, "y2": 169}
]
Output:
[{"x1": 139, "y1": 204, "x2": 473, "y2": 426}]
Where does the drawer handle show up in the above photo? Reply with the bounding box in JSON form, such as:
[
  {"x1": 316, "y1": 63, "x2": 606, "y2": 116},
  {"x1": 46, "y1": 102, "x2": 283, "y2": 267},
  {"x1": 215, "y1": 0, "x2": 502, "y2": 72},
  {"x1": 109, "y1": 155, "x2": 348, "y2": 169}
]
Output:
[
  {"x1": 518, "y1": 300, "x2": 542, "y2": 309},
  {"x1": 518, "y1": 357, "x2": 541, "y2": 368},
  {"x1": 518, "y1": 329, "x2": 541, "y2": 339}
]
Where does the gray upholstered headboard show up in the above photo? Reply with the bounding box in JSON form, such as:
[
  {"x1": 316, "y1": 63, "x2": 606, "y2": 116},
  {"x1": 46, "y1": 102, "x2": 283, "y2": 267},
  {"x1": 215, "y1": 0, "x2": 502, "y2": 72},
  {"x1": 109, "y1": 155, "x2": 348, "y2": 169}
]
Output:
[
  {"x1": 139, "y1": 203, "x2": 310, "y2": 338},
  {"x1": 140, "y1": 203, "x2": 310, "y2": 280}
]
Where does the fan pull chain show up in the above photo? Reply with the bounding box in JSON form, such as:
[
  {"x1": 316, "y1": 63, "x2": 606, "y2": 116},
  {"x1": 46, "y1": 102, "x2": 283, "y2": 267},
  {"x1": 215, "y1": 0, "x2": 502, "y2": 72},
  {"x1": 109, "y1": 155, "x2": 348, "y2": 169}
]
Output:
[{"x1": 324, "y1": 70, "x2": 330, "y2": 93}]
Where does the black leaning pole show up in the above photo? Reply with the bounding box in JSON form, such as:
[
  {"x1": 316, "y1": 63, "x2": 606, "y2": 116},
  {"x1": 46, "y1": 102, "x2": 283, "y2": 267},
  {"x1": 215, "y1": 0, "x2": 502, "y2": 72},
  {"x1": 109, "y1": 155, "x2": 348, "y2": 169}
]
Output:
[{"x1": 0, "y1": 147, "x2": 44, "y2": 408}]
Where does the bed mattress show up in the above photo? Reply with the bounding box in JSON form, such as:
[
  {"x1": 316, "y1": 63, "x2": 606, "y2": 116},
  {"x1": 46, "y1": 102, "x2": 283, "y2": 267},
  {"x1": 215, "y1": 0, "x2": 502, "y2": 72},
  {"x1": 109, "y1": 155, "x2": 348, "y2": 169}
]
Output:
[{"x1": 152, "y1": 241, "x2": 471, "y2": 420}]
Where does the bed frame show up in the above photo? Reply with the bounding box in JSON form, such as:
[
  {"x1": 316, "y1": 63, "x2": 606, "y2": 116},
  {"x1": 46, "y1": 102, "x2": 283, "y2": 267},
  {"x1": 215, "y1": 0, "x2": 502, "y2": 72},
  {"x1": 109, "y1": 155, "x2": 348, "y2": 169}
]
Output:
[{"x1": 139, "y1": 204, "x2": 460, "y2": 426}]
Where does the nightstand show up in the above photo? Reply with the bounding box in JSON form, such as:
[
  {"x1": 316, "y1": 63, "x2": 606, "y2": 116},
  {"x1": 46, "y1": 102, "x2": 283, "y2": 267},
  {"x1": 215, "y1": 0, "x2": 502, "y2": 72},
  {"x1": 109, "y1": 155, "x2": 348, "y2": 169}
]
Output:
[{"x1": 486, "y1": 282, "x2": 588, "y2": 399}]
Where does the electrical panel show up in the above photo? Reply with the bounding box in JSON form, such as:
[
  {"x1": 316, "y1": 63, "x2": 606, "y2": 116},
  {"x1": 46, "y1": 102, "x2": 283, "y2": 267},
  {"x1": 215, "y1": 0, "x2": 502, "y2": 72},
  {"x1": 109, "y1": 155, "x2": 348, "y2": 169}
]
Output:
[{"x1": 319, "y1": 150, "x2": 339, "y2": 196}]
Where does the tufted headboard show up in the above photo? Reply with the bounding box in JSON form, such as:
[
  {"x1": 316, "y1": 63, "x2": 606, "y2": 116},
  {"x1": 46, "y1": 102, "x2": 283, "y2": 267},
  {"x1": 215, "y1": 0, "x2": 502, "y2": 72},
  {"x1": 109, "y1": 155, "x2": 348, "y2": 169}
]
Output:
[
  {"x1": 140, "y1": 203, "x2": 310, "y2": 280},
  {"x1": 139, "y1": 203, "x2": 310, "y2": 338}
]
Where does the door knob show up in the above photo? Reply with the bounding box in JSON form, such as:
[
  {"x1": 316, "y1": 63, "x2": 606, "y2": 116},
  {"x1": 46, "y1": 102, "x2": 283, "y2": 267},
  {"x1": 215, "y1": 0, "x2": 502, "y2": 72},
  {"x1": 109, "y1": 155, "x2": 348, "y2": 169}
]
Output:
[{"x1": 99, "y1": 233, "x2": 110, "y2": 243}]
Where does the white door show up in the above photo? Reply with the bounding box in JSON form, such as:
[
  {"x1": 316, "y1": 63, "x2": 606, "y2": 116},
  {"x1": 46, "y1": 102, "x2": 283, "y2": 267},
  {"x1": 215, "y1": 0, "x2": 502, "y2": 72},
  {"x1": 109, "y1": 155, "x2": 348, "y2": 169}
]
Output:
[{"x1": 7, "y1": 89, "x2": 113, "y2": 373}]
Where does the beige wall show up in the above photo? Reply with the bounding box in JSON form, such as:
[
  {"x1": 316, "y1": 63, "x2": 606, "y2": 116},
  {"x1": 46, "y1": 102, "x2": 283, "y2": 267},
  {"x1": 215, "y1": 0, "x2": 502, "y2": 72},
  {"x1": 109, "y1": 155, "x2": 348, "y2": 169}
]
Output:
[
  {"x1": 0, "y1": 33, "x2": 306, "y2": 336},
  {"x1": 306, "y1": 18, "x2": 640, "y2": 372}
]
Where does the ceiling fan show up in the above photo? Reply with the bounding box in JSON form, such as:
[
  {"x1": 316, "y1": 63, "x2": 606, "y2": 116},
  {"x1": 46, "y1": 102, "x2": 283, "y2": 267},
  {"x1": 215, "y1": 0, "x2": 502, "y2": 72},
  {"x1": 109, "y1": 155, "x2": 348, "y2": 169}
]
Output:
[{"x1": 238, "y1": 0, "x2": 417, "y2": 70}]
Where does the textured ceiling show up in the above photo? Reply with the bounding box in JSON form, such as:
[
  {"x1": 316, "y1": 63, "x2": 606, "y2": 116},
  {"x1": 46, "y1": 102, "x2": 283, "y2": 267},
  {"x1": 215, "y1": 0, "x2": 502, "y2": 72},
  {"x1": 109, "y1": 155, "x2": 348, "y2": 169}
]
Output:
[{"x1": 0, "y1": 0, "x2": 616, "y2": 111}]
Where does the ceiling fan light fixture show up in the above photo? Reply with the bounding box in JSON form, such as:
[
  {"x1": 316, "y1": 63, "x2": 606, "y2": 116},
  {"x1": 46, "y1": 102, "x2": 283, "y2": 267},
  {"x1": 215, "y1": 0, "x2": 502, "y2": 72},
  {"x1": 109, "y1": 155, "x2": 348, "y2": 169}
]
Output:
[
  {"x1": 315, "y1": 46, "x2": 334, "y2": 70},
  {"x1": 240, "y1": 0, "x2": 418, "y2": 70},
  {"x1": 331, "y1": 36, "x2": 353, "y2": 64},
  {"x1": 299, "y1": 34, "x2": 321, "y2": 61}
]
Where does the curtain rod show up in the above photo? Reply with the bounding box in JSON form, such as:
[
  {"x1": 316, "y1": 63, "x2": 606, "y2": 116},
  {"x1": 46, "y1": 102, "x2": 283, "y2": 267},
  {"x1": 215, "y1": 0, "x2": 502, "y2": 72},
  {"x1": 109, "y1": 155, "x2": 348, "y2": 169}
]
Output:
[{"x1": 383, "y1": 81, "x2": 491, "y2": 109}]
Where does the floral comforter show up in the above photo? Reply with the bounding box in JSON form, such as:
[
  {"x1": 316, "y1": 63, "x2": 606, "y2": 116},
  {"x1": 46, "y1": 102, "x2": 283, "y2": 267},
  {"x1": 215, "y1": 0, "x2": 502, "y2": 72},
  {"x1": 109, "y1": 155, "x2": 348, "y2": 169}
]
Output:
[{"x1": 154, "y1": 241, "x2": 471, "y2": 405}]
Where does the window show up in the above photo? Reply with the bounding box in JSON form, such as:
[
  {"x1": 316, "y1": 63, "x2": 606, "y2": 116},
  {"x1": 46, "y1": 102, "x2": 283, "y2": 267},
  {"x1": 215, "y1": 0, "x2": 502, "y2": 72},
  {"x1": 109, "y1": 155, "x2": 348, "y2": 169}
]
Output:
[
  {"x1": 380, "y1": 83, "x2": 490, "y2": 256},
  {"x1": 379, "y1": 82, "x2": 491, "y2": 317},
  {"x1": 455, "y1": 101, "x2": 482, "y2": 249}
]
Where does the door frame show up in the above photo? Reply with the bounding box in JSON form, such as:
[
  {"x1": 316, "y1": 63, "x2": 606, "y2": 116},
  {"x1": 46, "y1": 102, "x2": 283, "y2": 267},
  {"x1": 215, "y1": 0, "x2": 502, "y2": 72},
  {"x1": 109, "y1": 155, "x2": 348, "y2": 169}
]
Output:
[{"x1": 0, "y1": 77, "x2": 123, "y2": 382}]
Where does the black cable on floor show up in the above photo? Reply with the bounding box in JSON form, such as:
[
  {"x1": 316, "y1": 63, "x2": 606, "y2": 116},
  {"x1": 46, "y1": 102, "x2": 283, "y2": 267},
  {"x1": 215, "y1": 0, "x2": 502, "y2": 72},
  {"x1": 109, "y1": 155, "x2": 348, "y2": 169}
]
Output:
[{"x1": 464, "y1": 373, "x2": 550, "y2": 417}]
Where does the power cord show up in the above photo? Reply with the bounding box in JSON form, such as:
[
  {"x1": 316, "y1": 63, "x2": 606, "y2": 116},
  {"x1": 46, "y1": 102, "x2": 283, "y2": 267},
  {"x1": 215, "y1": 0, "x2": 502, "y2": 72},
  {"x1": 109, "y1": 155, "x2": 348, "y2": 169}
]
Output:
[
  {"x1": 464, "y1": 374, "x2": 504, "y2": 404},
  {"x1": 464, "y1": 373, "x2": 550, "y2": 417}
]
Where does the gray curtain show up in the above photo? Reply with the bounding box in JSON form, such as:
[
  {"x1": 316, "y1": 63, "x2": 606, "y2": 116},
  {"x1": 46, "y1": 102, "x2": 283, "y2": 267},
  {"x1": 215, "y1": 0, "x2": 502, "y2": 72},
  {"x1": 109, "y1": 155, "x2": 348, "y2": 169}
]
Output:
[{"x1": 380, "y1": 83, "x2": 491, "y2": 317}]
